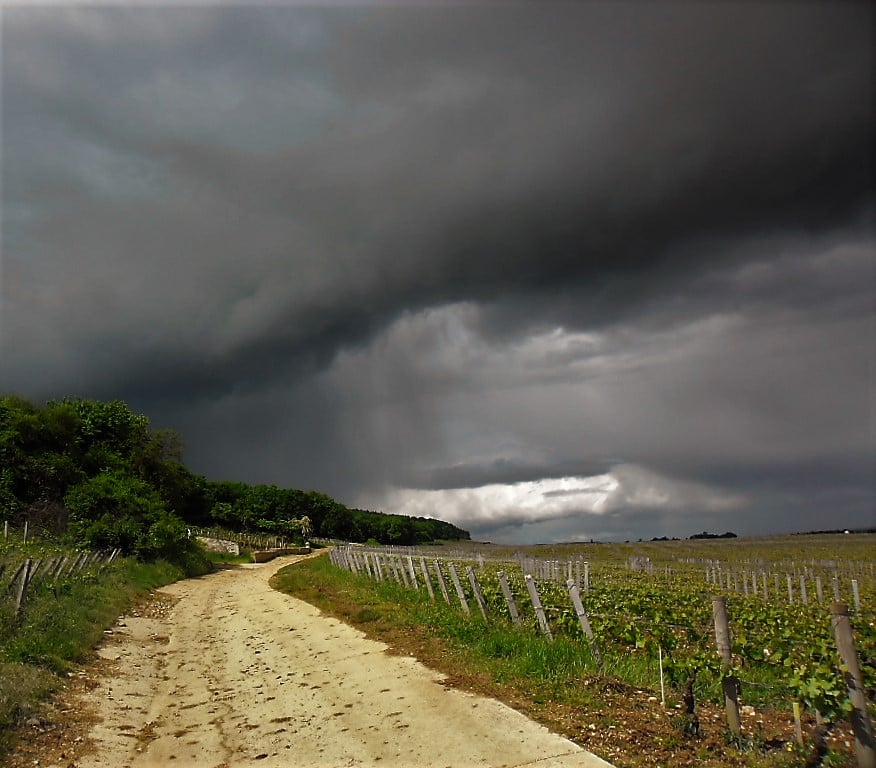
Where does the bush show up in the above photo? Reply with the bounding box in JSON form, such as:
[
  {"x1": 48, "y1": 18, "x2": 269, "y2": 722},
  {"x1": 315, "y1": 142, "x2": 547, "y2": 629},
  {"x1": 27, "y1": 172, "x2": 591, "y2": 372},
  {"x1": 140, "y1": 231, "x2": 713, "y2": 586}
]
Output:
[{"x1": 64, "y1": 469, "x2": 195, "y2": 562}]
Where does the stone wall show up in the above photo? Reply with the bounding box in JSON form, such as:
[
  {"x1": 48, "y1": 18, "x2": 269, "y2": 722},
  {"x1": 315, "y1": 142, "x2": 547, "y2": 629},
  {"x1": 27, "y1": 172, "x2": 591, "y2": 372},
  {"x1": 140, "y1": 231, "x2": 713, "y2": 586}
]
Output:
[
  {"x1": 251, "y1": 547, "x2": 311, "y2": 563},
  {"x1": 196, "y1": 536, "x2": 241, "y2": 556}
]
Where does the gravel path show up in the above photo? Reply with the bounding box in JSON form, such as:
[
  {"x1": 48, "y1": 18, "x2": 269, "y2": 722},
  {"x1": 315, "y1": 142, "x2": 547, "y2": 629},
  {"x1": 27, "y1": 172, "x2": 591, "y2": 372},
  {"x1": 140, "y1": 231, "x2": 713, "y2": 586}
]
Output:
[{"x1": 76, "y1": 553, "x2": 614, "y2": 768}]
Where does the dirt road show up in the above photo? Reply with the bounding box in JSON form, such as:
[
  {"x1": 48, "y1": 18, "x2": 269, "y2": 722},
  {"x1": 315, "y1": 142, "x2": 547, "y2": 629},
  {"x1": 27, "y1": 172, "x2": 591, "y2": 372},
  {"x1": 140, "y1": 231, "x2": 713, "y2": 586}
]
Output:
[{"x1": 74, "y1": 553, "x2": 613, "y2": 768}]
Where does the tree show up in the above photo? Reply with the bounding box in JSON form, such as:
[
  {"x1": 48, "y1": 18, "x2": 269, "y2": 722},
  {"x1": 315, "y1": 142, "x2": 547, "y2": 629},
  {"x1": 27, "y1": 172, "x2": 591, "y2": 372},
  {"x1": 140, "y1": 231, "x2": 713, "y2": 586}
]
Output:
[
  {"x1": 0, "y1": 396, "x2": 84, "y2": 520},
  {"x1": 0, "y1": 395, "x2": 469, "y2": 554},
  {"x1": 64, "y1": 468, "x2": 191, "y2": 561},
  {"x1": 386, "y1": 515, "x2": 416, "y2": 545},
  {"x1": 56, "y1": 398, "x2": 149, "y2": 475},
  {"x1": 319, "y1": 503, "x2": 353, "y2": 540}
]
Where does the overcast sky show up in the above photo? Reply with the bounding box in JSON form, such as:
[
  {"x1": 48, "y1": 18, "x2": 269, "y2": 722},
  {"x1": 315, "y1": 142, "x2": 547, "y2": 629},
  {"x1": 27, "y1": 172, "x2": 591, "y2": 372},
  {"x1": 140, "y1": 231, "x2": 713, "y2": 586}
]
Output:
[{"x1": 2, "y1": 2, "x2": 874, "y2": 543}]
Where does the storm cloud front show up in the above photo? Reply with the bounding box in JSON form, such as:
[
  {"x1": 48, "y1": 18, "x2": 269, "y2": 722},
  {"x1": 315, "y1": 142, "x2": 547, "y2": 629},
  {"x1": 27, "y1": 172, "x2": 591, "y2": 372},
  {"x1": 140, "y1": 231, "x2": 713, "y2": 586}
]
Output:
[{"x1": 2, "y1": 2, "x2": 873, "y2": 542}]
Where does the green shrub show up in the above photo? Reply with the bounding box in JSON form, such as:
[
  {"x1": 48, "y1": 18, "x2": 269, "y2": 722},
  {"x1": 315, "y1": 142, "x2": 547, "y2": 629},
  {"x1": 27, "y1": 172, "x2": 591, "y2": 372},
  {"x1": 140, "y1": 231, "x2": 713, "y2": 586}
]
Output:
[{"x1": 64, "y1": 468, "x2": 196, "y2": 562}]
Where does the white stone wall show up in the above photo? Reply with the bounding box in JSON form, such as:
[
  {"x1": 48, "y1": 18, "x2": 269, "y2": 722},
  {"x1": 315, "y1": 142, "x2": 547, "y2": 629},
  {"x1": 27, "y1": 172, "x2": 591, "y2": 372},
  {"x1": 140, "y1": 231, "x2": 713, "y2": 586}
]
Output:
[{"x1": 196, "y1": 536, "x2": 240, "y2": 555}]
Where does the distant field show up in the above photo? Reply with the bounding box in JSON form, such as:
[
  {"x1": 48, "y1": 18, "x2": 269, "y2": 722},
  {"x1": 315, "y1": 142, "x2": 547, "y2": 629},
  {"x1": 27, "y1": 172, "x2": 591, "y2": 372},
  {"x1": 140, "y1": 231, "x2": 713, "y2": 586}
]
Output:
[{"x1": 434, "y1": 532, "x2": 876, "y2": 564}]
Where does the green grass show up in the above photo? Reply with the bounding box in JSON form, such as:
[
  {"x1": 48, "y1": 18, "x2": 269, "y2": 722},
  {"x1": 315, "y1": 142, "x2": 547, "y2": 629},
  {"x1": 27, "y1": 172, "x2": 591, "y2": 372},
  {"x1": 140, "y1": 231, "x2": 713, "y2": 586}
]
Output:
[
  {"x1": 1, "y1": 558, "x2": 182, "y2": 671},
  {"x1": 272, "y1": 555, "x2": 618, "y2": 710},
  {"x1": 275, "y1": 555, "x2": 649, "y2": 687},
  {"x1": 0, "y1": 662, "x2": 56, "y2": 747},
  {"x1": 204, "y1": 549, "x2": 254, "y2": 566},
  {"x1": 0, "y1": 552, "x2": 196, "y2": 757}
]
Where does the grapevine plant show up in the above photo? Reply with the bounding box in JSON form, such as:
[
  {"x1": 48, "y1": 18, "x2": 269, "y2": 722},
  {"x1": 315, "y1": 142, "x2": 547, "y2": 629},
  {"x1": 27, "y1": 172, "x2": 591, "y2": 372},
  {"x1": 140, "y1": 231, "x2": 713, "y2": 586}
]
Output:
[{"x1": 450, "y1": 560, "x2": 875, "y2": 733}]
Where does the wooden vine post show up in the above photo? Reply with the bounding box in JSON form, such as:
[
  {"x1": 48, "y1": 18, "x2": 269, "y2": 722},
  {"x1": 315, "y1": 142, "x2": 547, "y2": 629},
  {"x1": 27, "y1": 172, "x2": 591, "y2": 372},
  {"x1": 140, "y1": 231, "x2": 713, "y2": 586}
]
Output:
[
  {"x1": 466, "y1": 566, "x2": 489, "y2": 620},
  {"x1": 397, "y1": 556, "x2": 411, "y2": 588},
  {"x1": 851, "y1": 580, "x2": 861, "y2": 613},
  {"x1": 433, "y1": 560, "x2": 451, "y2": 604},
  {"x1": 388, "y1": 555, "x2": 400, "y2": 583},
  {"x1": 446, "y1": 562, "x2": 470, "y2": 614},
  {"x1": 418, "y1": 557, "x2": 435, "y2": 600},
  {"x1": 497, "y1": 571, "x2": 522, "y2": 626},
  {"x1": 712, "y1": 596, "x2": 741, "y2": 735},
  {"x1": 14, "y1": 559, "x2": 33, "y2": 617},
  {"x1": 524, "y1": 575, "x2": 553, "y2": 640},
  {"x1": 566, "y1": 579, "x2": 604, "y2": 671},
  {"x1": 406, "y1": 555, "x2": 419, "y2": 589},
  {"x1": 831, "y1": 602, "x2": 875, "y2": 768}
]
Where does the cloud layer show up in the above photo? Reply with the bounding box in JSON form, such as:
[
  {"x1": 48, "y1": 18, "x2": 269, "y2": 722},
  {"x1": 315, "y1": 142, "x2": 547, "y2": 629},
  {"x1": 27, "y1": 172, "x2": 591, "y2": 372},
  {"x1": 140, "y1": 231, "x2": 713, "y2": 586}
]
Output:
[{"x1": 2, "y1": 3, "x2": 874, "y2": 541}]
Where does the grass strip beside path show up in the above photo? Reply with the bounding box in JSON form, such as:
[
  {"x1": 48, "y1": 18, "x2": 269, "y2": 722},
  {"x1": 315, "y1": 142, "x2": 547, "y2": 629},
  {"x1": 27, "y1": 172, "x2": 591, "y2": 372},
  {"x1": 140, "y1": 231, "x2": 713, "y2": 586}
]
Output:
[{"x1": 0, "y1": 557, "x2": 189, "y2": 757}]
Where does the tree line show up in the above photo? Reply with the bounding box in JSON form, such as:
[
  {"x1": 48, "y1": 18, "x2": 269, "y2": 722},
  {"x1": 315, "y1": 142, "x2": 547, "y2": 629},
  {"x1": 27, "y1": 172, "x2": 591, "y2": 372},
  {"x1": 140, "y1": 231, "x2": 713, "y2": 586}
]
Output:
[{"x1": 0, "y1": 396, "x2": 469, "y2": 561}]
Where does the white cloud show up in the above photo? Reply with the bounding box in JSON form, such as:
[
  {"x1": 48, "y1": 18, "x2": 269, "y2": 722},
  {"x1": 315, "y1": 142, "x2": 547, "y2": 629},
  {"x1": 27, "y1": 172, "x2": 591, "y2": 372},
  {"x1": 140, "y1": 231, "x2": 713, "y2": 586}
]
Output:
[
  {"x1": 357, "y1": 464, "x2": 746, "y2": 541},
  {"x1": 357, "y1": 474, "x2": 617, "y2": 528}
]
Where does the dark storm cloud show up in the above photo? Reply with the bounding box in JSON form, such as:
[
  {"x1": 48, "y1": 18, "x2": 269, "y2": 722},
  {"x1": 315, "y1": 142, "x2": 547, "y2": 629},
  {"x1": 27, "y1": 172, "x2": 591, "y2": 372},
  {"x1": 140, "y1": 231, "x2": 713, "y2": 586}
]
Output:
[
  {"x1": 1, "y1": 3, "x2": 873, "y2": 540},
  {"x1": 5, "y1": 4, "x2": 872, "y2": 393}
]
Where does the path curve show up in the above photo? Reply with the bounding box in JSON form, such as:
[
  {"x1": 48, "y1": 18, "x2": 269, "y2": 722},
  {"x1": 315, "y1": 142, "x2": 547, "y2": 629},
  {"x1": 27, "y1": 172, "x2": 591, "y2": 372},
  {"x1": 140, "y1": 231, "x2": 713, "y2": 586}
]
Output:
[{"x1": 77, "y1": 553, "x2": 614, "y2": 768}]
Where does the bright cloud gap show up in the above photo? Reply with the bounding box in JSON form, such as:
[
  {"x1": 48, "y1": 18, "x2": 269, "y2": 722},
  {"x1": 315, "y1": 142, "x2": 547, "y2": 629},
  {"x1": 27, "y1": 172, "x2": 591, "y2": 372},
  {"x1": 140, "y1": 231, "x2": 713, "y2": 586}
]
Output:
[{"x1": 360, "y1": 465, "x2": 749, "y2": 544}]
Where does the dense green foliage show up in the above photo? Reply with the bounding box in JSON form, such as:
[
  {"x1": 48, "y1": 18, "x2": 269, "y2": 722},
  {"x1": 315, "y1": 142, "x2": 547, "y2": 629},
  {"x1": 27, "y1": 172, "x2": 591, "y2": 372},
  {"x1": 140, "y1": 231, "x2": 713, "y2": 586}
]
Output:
[{"x1": 0, "y1": 395, "x2": 468, "y2": 554}]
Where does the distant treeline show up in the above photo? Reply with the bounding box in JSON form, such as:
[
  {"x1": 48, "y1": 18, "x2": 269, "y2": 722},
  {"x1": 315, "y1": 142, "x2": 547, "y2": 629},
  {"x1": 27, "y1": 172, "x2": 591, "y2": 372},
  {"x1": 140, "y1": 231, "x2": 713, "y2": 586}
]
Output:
[
  {"x1": 204, "y1": 480, "x2": 467, "y2": 546},
  {"x1": 0, "y1": 396, "x2": 469, "y2": 561},
  {"x1": 794, "y1": 528, "x2": 876, "y2": 535}
]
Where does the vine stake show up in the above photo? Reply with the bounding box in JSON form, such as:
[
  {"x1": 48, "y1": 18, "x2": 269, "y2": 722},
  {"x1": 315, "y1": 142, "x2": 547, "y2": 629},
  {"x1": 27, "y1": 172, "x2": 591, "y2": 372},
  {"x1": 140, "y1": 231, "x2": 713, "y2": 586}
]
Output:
[
  {"x1": 830, "y1": 602, "x2": 875, "y2": 768},
  {"x1": 712, "y1": 596, "x2": 741, "y2": 735}
]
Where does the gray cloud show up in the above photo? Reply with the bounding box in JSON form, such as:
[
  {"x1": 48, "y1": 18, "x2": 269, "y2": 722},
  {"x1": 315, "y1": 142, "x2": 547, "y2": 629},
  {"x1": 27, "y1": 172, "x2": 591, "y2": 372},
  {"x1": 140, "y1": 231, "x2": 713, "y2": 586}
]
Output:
[{"x1": 2, "y1": 3, "x2": 873, "y2": 542}]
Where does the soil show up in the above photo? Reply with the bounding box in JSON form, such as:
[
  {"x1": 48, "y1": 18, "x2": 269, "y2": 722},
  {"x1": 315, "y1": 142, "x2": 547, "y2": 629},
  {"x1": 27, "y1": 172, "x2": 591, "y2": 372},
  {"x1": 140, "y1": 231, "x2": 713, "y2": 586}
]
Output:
[{"x1": 4, "y1": 553, "x2": 613, "y2": 768}]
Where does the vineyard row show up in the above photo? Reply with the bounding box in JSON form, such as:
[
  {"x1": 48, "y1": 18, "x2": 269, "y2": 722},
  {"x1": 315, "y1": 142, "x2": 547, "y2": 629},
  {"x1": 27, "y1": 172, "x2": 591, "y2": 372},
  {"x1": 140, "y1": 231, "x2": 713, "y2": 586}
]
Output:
[
  {"x1": 327, "y1": 544, "x2": 876, "y2": 763},
  {"x1": 1, "y1": 548, "x2": 121, "y2": 617}
]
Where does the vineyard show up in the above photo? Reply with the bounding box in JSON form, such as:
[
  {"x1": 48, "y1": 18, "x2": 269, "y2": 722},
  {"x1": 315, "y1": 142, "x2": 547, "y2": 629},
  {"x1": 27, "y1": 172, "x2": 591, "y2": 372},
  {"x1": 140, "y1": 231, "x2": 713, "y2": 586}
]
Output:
[
  {"x1": 1, "y1": 522, "x2": 123, "y2": 620},
  {"x1": 328, "y1": 535, "x2": 875, "y2": 765}
]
